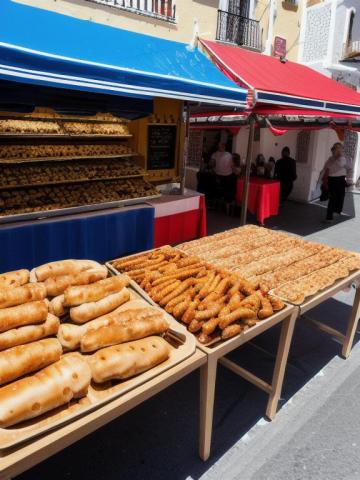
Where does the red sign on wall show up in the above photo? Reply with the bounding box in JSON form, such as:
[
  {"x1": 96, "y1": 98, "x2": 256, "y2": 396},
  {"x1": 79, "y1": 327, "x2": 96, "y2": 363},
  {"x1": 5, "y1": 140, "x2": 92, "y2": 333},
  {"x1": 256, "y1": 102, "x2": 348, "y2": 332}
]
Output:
[{"x1": 274, "y1": 36, "x2": 287, "y2": 57}]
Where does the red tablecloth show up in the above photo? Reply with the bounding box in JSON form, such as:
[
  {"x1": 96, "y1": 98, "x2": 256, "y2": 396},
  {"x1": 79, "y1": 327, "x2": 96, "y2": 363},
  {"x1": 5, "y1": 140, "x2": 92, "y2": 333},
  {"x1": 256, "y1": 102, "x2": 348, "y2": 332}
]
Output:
[
  {"x1": 148, "y1": 192, "x2": 207, "y2": 247},
  {"x1": 236, "y1": 177, "x2": 280, "y2": 224}
]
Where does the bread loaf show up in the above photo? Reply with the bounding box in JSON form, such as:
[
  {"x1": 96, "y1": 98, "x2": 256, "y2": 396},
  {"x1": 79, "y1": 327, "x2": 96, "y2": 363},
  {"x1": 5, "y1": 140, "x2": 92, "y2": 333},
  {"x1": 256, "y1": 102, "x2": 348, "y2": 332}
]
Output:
[
  {"x1": 81, "y1": 312, "x2": 169, "y2": 353},
  {"x1": 0, "y1": 339, "x2": 62, "y2": 385},
  {"x1": 35, "y1": 259, "x2": 101, "y2": 282},
  {"x1": 88, "y1": 336, "x2": 170, "y2": 383},
  {"x1": 0, "y1": 283, "x2": 47, "y2": 309},
  {"x1": 64, "y1": 276, "x2": 129, "y2": 306},
  {"x1": 45, "y1": 267, "x2": 108, "y2": 296},
  {"x1": 49, "y1": 295, "x2": 67, "y2": 317},
  {"x1": 0, "y1": 314, "x2": 60, "y2": 351},
  {"x1": 58, "y1": 306, "x2": 160, "y2": 351},
  {"x1": 0, "y1": 269, "x2": 29, "y2": 288},
  {"x1": 0, "y1": 353, "x2": 91, "y2": 427},
  {"x1": 0, "y1": 300, "x2": 48, "y2": 333},
  {"x1": 70, "y1": 288, "x2": 130, "y2": 324}
]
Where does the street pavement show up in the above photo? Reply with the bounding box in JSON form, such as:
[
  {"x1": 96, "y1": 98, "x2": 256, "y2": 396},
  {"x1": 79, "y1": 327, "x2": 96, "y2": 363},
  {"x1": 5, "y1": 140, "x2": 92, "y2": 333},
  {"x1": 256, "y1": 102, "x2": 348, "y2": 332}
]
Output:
[{"x1": 17, "y1": 192, "x2": 360, "y2": 480}]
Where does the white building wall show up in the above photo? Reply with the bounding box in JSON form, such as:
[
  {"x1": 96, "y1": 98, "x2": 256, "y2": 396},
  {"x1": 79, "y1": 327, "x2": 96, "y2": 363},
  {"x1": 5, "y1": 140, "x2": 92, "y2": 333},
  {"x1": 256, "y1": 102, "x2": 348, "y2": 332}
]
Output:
[
  {"x1": 297, "y1": 0, "x2": 360, "y2": 196},
  {"x1": 302, "y1": 1, "x2": 332, "y2": 64},
  {"x1": 232, "y1": 127, "x2": 252, "y2": 163}
]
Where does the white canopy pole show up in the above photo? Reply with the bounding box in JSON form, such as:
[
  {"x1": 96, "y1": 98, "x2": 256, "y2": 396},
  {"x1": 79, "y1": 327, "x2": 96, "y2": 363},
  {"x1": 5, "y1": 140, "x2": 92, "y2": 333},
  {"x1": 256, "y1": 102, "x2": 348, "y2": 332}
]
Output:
[
  {"x1": 180, "y1": 101, "x2": 190, "y2": 195},
  {"x1": 240, "y1": 115, "x2": 256, "y2": 226}
]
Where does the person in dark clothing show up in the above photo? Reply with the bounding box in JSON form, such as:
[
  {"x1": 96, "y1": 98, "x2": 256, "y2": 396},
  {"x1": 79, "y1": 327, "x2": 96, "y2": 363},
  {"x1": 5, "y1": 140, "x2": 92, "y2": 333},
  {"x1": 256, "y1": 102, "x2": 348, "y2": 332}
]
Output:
[{"x1": 274, "y1": 147, "x2": 297, "y2": 202}]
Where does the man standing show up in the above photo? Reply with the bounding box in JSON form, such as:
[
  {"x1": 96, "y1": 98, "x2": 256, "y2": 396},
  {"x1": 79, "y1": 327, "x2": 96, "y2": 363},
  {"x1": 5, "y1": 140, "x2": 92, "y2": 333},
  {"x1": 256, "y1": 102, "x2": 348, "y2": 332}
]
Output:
[
  {"x1": 211, "y1": 143, "x2": 234, "y2": 212},
  {"x1": 275, "y1": 146, "x2": 297, "y2": 202}
]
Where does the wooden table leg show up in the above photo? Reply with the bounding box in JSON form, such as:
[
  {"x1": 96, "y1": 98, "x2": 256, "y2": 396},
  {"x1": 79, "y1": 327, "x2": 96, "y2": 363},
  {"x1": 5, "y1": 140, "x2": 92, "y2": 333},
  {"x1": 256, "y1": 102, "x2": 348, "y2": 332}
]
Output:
[
  {"x1": 342, "y1": 286, "x2": 360, "y2": 359},
  {"x1": 199, "y1": 356, "x2": 218, "y2": 461},
  {"x1": 266, "y1": 309, "x2": 297, "y2": 420}
]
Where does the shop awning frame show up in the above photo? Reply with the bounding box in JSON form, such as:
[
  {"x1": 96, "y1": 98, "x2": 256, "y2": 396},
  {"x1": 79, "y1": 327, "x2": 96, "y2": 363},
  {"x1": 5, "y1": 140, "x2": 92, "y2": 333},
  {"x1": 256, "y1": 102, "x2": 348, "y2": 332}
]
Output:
[
  {"x1": 0, "y1": 2, "x2": 248, "y2": 109},
  {"x1": 201, "y1": 40, "x2": 360, "y2": 115}
]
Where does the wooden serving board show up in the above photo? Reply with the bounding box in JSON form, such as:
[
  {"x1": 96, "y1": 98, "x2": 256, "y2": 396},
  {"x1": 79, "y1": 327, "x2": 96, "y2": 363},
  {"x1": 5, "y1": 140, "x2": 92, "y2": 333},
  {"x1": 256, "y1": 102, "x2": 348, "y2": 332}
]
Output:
[{"x1": 0, "y1": 292, "x2": 196, "y2": 450}]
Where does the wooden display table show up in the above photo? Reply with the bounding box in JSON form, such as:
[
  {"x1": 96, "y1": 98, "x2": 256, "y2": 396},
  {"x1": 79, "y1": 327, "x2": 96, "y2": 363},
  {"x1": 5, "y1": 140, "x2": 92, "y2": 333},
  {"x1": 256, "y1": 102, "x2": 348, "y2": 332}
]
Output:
[
  {"x1": 0, "y1": 350, "x2": 206, "y2": 480},
  {"x1": 198, "y1": 304, "x2": 297, "y2": 461},
  {"x1": 299, "y1": 271, "x2": 360, "y2": 359}
]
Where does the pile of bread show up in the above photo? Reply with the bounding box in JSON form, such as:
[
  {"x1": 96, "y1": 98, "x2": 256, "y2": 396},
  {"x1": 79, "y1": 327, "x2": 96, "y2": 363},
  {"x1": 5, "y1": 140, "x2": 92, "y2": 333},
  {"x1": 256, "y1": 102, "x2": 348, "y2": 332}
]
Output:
[
  {"x1": 178, "y1": 226, "x2": 360, "y2": 304},
  {"x1": 0, "y1": 143, "x2": 132, "y2": 160},
  {"x1": 0, "y1": 259, "x2": 171, "y2": 428},
  {"x1": 0, "y1": 178, "x2": 159, "y2": 216},
  {"x1": 63, "y1": 122, "x2": 130, "y2": 136},
  {"x1": 0, "y1": 118, "x2": 130, "y2": 136},
  {"x1": 0, "y1": 159, "x2": 144, "y2": 188},
  {"x1": 112, "y1": 246, "x2": 285, "y2": 345},
  {"x1": 0, "y1": 119, "x2": 62, "y2": 135}
]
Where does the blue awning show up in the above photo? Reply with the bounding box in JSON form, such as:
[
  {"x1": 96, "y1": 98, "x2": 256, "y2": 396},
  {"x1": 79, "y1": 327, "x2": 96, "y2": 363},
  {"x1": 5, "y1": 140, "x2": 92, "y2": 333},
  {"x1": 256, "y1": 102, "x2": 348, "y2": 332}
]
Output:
[{"x1": 0, "y1": 2, "x2": 247, "y2": 108}]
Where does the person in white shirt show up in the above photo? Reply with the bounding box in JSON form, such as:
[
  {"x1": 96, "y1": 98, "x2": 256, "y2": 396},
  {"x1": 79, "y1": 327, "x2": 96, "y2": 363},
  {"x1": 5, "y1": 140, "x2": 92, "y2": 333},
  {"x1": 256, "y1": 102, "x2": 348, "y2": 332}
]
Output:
[
  {"x1": 322, "y1": 142, "x2": 353, "y2": 222},
  {"x1": 211, "y1": 143, "x2": 233, "y2": 176},
  {"x1": 211, "y1": 143, "x2": 235, "y2": 212}
]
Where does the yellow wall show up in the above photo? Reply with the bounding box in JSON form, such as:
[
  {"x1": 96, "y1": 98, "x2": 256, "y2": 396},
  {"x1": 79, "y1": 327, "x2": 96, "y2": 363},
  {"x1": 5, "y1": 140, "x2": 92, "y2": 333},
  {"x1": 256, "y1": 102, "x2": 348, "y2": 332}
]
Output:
[
  {"x1": 130, "y1": 98, "x2": 184, "y2": 183},
  {"x1": 15, "y1": 0, "x2": 219, "y2": 44},
  {"x1": 255, "y1": 0, "x2": 303, "y2": 61}
]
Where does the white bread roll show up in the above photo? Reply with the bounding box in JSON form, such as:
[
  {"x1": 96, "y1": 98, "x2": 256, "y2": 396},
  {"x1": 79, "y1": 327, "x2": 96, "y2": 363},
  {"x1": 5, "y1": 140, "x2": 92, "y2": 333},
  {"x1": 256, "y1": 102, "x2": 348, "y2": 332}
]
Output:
[
  {"x1": 70, "y1": 288, "x2": 130, "y2": 324},
  {"x1": 0, "y1": 314, "x2": 60, "y2": 351},
  {"x1": 0, "y1": 300, "x2": 48, "y2": 333},
  {"x1": 49, "y1": 295, "x2": 67, "y2": 317},
  {"x1": 0, "y1": 338, "x2": 62, "y2": 385},
  {"x1": 0, "y1": 283, "x2": 47, "y2": 309},
  {"x1": 88, "y1": 336, "x2": 170, "y2": 383},
  {"x1": 64, "y1": 276, "x2": 128, "y2": 306},
  {"x1": 81, "y1": 313, "x2": 169, "y2": 353},
  {"x1": 0, "y1": 353, "x2": 91, "y2": 427},
  {"x1": 0, "y1": 269, "x2": 30, "y2": 288},
  {"x1": 58, "y1": 306, "x2": 160, "y2": 351},
  {"x1": 35, "y1": 259, "x2": 101, "y2": 282},
  {"x1": 45, "y1": 267, "x2": 108, "y2": 297}
]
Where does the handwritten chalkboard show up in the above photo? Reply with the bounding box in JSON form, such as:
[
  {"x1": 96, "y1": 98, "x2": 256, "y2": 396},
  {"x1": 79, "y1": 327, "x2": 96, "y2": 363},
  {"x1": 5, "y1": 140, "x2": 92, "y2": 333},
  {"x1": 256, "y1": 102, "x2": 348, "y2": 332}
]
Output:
[{"x1": 147, "y1": 125, "x2": 177, "y2": 170}]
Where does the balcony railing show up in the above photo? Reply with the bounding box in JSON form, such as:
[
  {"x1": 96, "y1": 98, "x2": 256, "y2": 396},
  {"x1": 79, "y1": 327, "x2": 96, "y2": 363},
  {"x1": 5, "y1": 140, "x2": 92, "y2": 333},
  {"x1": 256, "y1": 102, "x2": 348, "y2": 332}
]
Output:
[
  {"x1": 85, "y1": 0, "x2": 176, "y2": 23},
  {"x1": 216, "y1": 10, "x2": 262, "y2": 52}
]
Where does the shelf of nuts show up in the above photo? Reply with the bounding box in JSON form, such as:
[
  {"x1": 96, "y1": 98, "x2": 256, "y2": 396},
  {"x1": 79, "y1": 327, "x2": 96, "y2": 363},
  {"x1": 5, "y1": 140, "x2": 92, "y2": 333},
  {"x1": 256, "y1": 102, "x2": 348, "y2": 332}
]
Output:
[
  {"x1": 0, "y1": 159, "x2": 145, "y2": 189},
  {"x1": 0, "y1": 144, "x2": 134, "y2": 162},
  {"x1": 0, "y1": 114, "x2": 161, "y2": 218},
  {"x1": 0, "y1": 178, "x2": 159, "y2": 217},
  {"x1": 0, "y1": 118, "x2": 131, "y2": 137}
]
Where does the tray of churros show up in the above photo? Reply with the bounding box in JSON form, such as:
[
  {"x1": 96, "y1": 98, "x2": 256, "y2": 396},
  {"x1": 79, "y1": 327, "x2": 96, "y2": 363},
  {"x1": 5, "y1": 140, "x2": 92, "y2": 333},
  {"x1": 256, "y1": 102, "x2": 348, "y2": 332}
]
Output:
[
  {"x1": 0, "y1": 260, "x2": 195, "y2": 449},
  {"x1": 107, "y1": 246, "x2": 288, "y2": 348}
]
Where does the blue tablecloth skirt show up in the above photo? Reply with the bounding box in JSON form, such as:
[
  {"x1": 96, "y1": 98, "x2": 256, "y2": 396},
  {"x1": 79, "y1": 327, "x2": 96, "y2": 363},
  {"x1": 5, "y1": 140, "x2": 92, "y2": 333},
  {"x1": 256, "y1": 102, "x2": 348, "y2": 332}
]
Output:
[{"x1": 0, "y1": 205, "x2": 154, "y2": 272}]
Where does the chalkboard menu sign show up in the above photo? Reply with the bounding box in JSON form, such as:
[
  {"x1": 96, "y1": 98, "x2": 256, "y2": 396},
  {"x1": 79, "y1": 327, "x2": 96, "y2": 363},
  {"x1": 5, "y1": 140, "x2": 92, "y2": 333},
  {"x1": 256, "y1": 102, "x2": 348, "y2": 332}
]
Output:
[{"x1": 147, "y1": 125, "x2": 177, "y2": 170}]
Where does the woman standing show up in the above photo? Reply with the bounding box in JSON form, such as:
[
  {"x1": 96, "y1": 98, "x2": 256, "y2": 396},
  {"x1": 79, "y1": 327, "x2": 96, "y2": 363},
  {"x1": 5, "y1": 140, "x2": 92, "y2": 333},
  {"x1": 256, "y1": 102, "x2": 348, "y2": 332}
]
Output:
[{"x1": 322, "y1": 143, "x2": 353, "y2": 223}]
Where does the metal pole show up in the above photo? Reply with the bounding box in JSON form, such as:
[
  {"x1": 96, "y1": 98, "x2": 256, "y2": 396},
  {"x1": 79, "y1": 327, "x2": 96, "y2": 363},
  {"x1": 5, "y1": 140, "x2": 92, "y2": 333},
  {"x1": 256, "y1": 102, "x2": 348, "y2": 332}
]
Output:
[
  {"x1": 180, "y1": 101, "x2": 190, "y2": 195},
  {"x1": 240, "y1": 115, "x2": 256, "y2": 226}
]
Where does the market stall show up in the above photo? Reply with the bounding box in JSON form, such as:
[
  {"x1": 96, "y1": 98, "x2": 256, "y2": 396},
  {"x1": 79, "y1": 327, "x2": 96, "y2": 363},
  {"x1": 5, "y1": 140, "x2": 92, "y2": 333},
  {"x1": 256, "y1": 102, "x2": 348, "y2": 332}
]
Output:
[
  {"x1": 178, "y1": 225, "x2": 360, "y2": 359},
  {"x1": 236, "y1": 177, "x2": 280, "y2": 225},
  {"x1": 109, "y1": 245, "x2": 298, "y2": 460},
  {"x1": 0, "y1": 257, "x2": 207, "y2": 478},
  {"x1": 148, "y1": 189, "x2": 207, "y2": 247},
  {"x1": 195, "y1": 40, "x2": 360, "y2": 224},
  {"x1": 0, "y1": 0, "x2": 248, "y2": 258}
]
